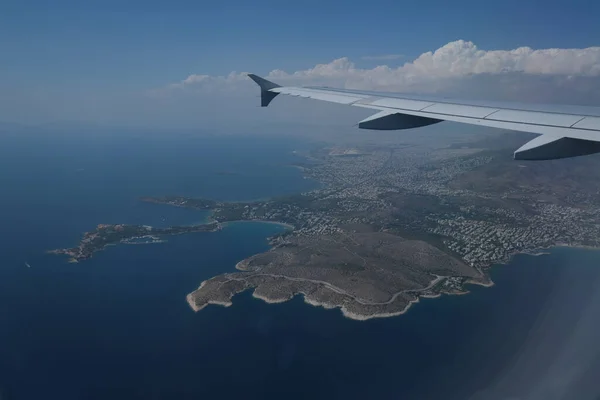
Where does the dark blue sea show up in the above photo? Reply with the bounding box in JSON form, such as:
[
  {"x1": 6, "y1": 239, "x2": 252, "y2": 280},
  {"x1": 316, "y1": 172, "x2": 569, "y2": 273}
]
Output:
[{"x1": 1, "y1": 130, "x2": 599, "y2": 400}]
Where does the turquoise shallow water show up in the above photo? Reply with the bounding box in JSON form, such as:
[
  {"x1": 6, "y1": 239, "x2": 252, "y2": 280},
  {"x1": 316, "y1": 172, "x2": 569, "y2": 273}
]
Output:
[{"x1": 1, "y1": 131, "x2": 599, "y2": 400}]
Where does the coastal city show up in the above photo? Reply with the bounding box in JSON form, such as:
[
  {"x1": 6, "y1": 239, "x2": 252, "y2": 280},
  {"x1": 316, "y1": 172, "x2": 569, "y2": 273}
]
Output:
[
  {"x1": 194, "y1": 133, "x2": 600, "y2": 272},
  {"x1": 50, "y1": 130, "x2": 600, "y2": 319}
]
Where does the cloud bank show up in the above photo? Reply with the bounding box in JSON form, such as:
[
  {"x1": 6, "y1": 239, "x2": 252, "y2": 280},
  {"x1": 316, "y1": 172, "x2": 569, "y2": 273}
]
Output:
[
  {"x1": 4, "y1": 40, "x2": 599, "y2": 130},
  {"x1": 163, "y1": 40, "x2": 600, "y2": 103}
]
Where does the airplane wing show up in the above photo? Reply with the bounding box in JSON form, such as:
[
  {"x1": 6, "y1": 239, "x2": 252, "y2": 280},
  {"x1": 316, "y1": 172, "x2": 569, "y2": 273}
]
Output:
[{"x1": 247, "y1": 74, "x2": 600, "y2": 161}]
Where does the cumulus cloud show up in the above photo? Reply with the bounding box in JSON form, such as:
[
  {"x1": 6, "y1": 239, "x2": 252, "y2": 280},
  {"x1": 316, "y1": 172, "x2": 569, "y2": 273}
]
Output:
[
  {"x1": 156, "y1": 40, "x2": 600, "y2": 105},
  {"x1": 164, "y1": 71, "x2": 249, "y2": 92}
]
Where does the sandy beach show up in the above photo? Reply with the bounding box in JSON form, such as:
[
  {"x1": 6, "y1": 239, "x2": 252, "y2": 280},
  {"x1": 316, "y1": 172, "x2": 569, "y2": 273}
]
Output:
[{"x1": 252, "y1": 291, "x2": 292, "y2": 304}]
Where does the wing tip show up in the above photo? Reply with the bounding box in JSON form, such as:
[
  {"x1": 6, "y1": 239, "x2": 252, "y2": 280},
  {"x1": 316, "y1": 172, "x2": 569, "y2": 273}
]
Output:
[
  {"x1": 247, "y1": 74, "x2": 280, "y2": 90},
  {"x1": 247, "y1": 74, "x2": 281, "y2": 107}
]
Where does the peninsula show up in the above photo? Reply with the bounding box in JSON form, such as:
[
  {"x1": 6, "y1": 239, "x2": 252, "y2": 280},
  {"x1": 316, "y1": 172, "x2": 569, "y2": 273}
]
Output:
[{"x1": 50, "y1": 130, "x2": 600, "y2": 320}]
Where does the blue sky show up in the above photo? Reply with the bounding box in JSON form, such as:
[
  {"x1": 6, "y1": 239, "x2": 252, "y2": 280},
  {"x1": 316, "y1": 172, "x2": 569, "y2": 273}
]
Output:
[{"x1": 0, "y1": 0, "x2": 598, "y2": 128}]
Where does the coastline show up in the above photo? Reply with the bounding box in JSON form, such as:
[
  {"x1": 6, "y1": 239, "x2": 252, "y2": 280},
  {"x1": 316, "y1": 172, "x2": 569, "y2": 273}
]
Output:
[
  {"x1": 253, "y1": 288, "x2": 416, "y2": 321},
  {"x1": 339, "y1": 298, "x2": 418, "y2": 321},
  {"x1": 465, "y1": 279, "x2": 495, "y2": 288},
  {"x1": 188, "y1": 272, "x2": 459, "y2": 321},
  {"x1": 179, "y1": 202, "x2": 600, "y2": 321},
  {"x1": 480, "y1": 242, "x2": 600, "y2": 274},
  {"x1": 186, "y1": 293, "x2": 232, "y2": 311},
  {"x1": 187, "y1": 244, "x2": 600, "y2": 321},
  {"x1": 252, "y1": 291, "x2": 292, "y2": 304},
  {"x1": 186, "y1": 281, "x2": 233, "y2": 311}
]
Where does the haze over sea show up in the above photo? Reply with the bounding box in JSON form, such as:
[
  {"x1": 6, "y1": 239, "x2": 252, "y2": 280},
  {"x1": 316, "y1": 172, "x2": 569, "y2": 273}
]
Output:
[{"x1": 1, "y1": 130, "x2": 599, "y2": 400}]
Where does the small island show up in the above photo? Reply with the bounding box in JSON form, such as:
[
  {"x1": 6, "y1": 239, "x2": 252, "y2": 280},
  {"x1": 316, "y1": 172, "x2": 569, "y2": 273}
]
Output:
[{"x1": 48, "y1": 222, "x2": 220, "y2": 262}]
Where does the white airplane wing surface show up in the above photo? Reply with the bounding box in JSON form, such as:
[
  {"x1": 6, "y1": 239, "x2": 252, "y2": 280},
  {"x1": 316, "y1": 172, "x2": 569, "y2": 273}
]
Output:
[{"x1": 248, "y1": 74, "x2": 600, "y2": 161}]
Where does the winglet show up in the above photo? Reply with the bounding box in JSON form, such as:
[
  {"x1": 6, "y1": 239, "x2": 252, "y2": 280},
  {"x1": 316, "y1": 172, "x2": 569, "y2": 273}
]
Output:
[{"x1": 248, "y1": 74, "x2": 281, "y2": 107}]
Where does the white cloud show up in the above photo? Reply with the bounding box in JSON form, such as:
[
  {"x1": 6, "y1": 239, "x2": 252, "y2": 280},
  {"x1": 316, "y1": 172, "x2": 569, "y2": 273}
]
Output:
[
  {"x1": 260, "y1": 40, "x2": 600, "y2": 90},
  {"x1": 155, "y1": 40, "x2": 600, "y2": 106},
  {"x1": 165, "y1": 71, "x2": 249, "y2": 91}
]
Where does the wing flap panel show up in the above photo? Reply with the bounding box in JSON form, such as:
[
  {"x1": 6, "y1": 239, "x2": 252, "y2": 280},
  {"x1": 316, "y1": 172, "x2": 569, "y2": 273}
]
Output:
[
  {"x1": 487, "y1": 109, "x2": 584, "y2": 128},
  {"x1": 514, "y1": 135, "x2": 600, "y2": 160},
  {"x1": 423, "y1": 103, "x2": 498, "y2": 119},
  {"x1": 273, "y1": 87, "x2": 366, "y2": 105},
  {"x1": 367, "y1": 98, "x2": 434, "y2": 111},
  {"x1": 572, "y1": 116, "x2": 600, "y2": 130}
]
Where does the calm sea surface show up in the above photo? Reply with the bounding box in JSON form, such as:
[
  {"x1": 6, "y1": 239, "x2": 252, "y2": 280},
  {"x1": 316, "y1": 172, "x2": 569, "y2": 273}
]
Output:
[{"x1": 1, "y1": 131, "x2": 598, "y2": 400}]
